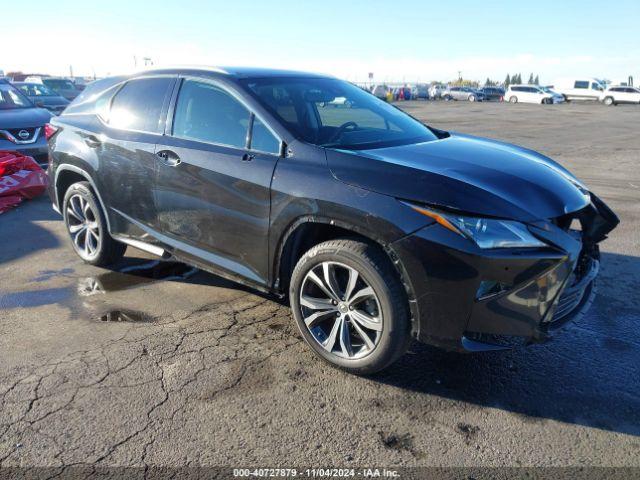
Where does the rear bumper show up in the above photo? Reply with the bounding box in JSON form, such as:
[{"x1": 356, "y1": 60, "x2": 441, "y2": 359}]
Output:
[{"x1": 389, "y1": 195, "x2": 617, "y2": 352}]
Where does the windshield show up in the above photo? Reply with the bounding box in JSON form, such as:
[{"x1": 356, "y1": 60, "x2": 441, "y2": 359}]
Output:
[
  {"x1": 18, "y1": 83, "x2": 57, "y2": 97},
  {"x1": 240, "y1": 77, "x2": 439, "y2": 149},
  {"x1": 0, "y1": 84, "x2": 33, "y2": 109},
  {"x1": 43, "y1": 79, "x2": 76, "y2": 90}
]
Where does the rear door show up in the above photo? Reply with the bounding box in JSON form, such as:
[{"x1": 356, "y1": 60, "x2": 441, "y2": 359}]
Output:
[
  {"x1": 153, "y1": 77, "x2": 282, "y2": 285},
  {"x1": 94, "y1": 75, "x2": 176, "y2": 237},
  {"x1": 627, "y1": 88, "x2": 640, "y2": 103}
]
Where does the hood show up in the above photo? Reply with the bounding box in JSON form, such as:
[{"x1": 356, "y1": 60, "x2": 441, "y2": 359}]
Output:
[
  {"x1": 0, "y1": 107, "x2": 51, "y2": 129},
  {"x1": 327, "y1": 133, "x2": 590, "y2": 222}
]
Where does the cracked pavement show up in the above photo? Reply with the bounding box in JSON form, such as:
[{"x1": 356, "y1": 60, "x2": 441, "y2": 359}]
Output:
[{"x1": 0, "y1": 102, "x2": 639, "y2": 473}]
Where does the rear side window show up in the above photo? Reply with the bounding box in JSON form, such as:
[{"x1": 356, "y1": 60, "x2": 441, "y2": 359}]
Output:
[
  {"x1": 173, "y1": 80, "x2": 250, "y2": 148},
  {"x1": 109, "y1": 77, "x2": 173, "y2": 133},
  {"x1": 574, "y1": 81, "x2": 589, "y2": 89}
]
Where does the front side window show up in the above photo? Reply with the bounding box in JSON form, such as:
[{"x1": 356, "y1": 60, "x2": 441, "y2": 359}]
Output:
[
  {"x1": 241, "y1": 77, "x2": 438, "y2": 150},
  {"x1": 109, "y1": 77, "x2": 173, "y2": 133},
  {"x1": 173, "y1": 80, "x2": 250, "y2": 149}
]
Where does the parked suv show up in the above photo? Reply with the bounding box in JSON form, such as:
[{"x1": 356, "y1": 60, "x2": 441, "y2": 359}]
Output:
[
  {"x1": 0, "y1": 79, "x2": 51, "y2": 166},
  {"x1": 600, "y1": 86, "x2": 640, "y2": 106},
  {"x1": 15, "y1": 82, "x2": 70, "y2": 115},
  {"x1": 25, "y1": 76, "x2": 81, "y2": 101},
  {"x1": 479, "y1": 86, "x2": 505, "y2": 102},
  {"x1": 443, "y1": 86, "x2": 484, "y2": 102},
  {"x1": 47, "y1": 67, "x2": 618, "y2": 374}
]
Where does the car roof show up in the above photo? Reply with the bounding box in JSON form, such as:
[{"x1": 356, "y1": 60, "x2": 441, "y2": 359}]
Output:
[{"x1": 136, "y1": 65, "x2": 333, "y2": 80}]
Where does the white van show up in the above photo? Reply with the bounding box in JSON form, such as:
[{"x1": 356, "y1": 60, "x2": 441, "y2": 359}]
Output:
[
  {"x1": 505, "y1": 85, "x2": 557, "y2": 104},
  {"x1": 551, "y1": 78, "x2": 605, "y2": 101}
]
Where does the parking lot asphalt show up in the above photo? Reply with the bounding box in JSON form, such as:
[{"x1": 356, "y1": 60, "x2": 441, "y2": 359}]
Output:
[{"x1": 0, "y1": 101, "x2": 639, "y2": 472}]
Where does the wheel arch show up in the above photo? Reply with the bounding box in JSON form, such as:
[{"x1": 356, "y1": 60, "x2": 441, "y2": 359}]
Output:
[
  {"x1": 273, "y1": 216, "x2": 420, "y2": 337},
  {"x1": 55, "y1": 164, "x2": 112, "y2": 232}
]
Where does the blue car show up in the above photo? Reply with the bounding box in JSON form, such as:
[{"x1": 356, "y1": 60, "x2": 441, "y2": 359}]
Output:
[{"x1": 0, "y1": 79, "x2": 51, "y2": 166}]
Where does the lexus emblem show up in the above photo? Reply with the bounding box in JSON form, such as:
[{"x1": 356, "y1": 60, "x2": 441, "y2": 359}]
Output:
[{"x1": 18, "y1": 129, "x2": 30, "y2": 140}]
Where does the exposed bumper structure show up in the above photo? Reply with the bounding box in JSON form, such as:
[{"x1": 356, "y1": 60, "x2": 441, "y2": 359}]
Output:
[{"x1": 390, "y1": 193, "x2": 619, "y2": 351}]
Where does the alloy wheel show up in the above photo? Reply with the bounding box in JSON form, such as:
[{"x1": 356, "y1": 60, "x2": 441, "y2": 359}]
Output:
[
  {"x1": 299, "y1": 261, "x2": 382, "y2": 359},
  {"x1": 66, "y1": 194, "x2": 100, "y2": 257}
]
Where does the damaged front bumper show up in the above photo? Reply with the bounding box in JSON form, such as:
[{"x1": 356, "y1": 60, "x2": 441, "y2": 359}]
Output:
[{"x1": 390, "y1": 193, "x2": 619, "y2": 352}]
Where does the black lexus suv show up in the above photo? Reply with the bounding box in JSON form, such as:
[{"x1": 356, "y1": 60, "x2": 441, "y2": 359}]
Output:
[{"x1": 46, "y1": 67, "x2": 618, "y2": 374}]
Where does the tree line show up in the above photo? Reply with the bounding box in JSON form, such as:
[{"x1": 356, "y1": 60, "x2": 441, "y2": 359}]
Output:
[{"x1": 484, "y1": 73, "x2": 540, "y2": 87}]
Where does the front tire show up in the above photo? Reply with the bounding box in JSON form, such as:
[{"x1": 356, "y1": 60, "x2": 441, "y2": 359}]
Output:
[
  {"x1": 62, "y1": 182, "x2": 126, "y2": 266},
  {"x1": 603, "y1": 96, "x2": 614, "y2": 106},
  {"x1": 509, "y1": 96, "x2": 518, "y2": 103},
  {"x1": 289, "y1": 239, "x2": 410, "y2": 375},
  {"x1": 468, "y1": 95, "x2": 476, "y2": 102}
]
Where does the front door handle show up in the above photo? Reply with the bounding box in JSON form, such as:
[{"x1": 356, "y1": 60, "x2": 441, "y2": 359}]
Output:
[
  {"x1": 242, "y1": 153, "x2": 255, "y2": 162},
  {"x1": 157, "y1": 150, "x2": 181, "y2": 167}
]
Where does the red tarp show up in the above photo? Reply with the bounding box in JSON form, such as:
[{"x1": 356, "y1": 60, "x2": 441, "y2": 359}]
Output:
[{"x1": 0, "y1": 151, "x2": 48, "y2": 214}]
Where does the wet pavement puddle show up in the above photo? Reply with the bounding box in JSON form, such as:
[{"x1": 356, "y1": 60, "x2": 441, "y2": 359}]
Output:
[
  {"x1": 1, "y1": 260, "x2": 198, "y2": 322},
  {"x1": 99, "y1": 309, "x2": 155, "y2": 323}
]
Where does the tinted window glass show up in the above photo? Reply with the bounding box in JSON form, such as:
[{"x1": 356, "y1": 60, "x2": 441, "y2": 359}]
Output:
[
  {"x1": 251, "y1": 117, "x2": 280, "y2": 154},
  {"x1": 242, "y1": 77, "x2": 438, "y2": 150},
  {"x1": 43, "y1": 79, "x2": 76, "y2": 90},
  {"x1": 19, "y1": 84, "x2": 57, "y2": 96},
  {"x1": 173, "y1": 80, "x2": 250, "y2": 148},
  {"x1": 109, "y1": 77, "x2": 172, "y2": 133},
  {"x1": 0, "y1": 84, "x2": 32, "y2": 109},
  {"x1": 574, "y1": 81, "x2": 589, "y2": 89}
]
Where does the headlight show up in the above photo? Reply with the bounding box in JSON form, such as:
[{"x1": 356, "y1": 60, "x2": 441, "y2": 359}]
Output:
[{"x1": 405, "y1": 203, "x2": 546, "y2": 249}]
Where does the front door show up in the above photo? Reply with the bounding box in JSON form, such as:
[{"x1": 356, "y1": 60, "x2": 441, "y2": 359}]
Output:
[{"x1": 153, "y1": 78, "x2": 282, "y2": 285}]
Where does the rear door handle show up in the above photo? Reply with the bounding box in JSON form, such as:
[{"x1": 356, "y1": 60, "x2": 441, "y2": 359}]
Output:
[
  {"x1": 157, "y1": 150, "x2": 181, "y2": 167},
  {"x1": 84, "y1": 135, "x2": 101, "y2": 148}
]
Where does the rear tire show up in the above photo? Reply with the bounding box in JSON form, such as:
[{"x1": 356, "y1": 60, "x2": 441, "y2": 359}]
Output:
[
  {"x1": 289, "y1": 239, "x2": 410, "y2": 375},
  {"x1": 509, "y1": 96, "x2": 518, "y2": 103},
  {"x1": 443, "y1": 95, "x2": 452, "y2": 101},
  {"x1": 468, "y1": 95, "x2": 476, "y2": 102},
  {"x1": 62, "y1": 182, "x2": 126, "y2": 266}
]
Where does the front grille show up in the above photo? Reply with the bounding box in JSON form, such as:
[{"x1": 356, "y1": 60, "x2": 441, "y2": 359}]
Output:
[
  {"x1": 554, "y1": 282, "x2": 585, "y2": 320},
  {"x1": 550, "y1": 256, "x2": 598, "y2": 323},
  {"x1": 8, "y1": 127, "x2": 37, "y2": 141},
  {"x1": 0, "y1": 127, "x2": 41, "y2": 144}
]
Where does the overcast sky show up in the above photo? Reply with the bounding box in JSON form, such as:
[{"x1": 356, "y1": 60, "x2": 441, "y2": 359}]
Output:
[{"x1": 3, "y1": 0, "x2": 639, "y2": 84}]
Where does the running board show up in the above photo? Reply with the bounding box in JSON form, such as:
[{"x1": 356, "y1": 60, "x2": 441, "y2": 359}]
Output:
[{"x1": 113, "y1": 236, "x2": 170, "y2": 259}]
